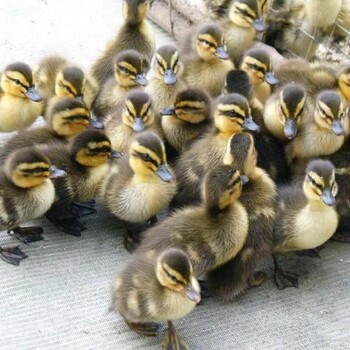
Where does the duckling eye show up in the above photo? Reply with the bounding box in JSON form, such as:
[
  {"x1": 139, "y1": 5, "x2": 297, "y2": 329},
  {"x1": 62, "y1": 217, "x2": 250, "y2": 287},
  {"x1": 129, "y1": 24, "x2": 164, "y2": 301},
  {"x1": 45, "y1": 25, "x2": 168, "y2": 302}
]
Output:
[
  {"x1": 141, "y1": 153, "x2": 152, "y2": 162},
  {"x1": 14, "y1": 79, "x2": 21, "y2": 85},
  {"x1": 170, "y1": 275, "x2": 178, "y2": 282},
  {"x1": 119, "y1": 66, "x2": 130, "y2": 75}
]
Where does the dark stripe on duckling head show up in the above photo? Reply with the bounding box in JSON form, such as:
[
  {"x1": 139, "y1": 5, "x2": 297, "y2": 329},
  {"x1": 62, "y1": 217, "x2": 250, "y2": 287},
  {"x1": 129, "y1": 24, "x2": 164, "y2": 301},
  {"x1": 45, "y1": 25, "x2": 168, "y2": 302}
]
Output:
[
  {"x1": 61, "y1": 66, "x2": 85, "y2": 95},
  {"x1": 217, "y1": 93, "x2": 250, "y2": 118},
  {"x1": 197, "y1": 23, "x2": 225, "y2": 46},
  {"x1": 123, "y1": 0, "x2": 148, "y2": 25},
  {"x1": 235, "y1": 0, "x2": 259, "y2": 16},
  {"x1": 224, "y1": 70, "x2": 252, "y2": 99},
  {"x1": 5, "y1": 62, "x2": 33, "y2": 86},
  {"x1": 134, "y1": 131, "x2": 165, "y2": 162},
  {"x1": 115, "y1": 49, "x2": 144, "y2": 74},
  {"x1": 155, "y1": 45, "x2": 179, "y2": 69},
  {"x1": 306, "y1": 159, "x2": 335, "y2": 187},
  {"x1": 280, "y1": 83, "x2": 306, "y2": 118},
  {"x1": 125, "y1": 91, "x2": 152, "y2": 116},
  {"x1": 159, "y1": 249, "x2": 192, "y2": 282},
  {"x1": 317, "y1": 90, "x2": 343, "y2": 119},
  {"x1": 242, "y1": 48, "x2": 272, "y2": 71}
]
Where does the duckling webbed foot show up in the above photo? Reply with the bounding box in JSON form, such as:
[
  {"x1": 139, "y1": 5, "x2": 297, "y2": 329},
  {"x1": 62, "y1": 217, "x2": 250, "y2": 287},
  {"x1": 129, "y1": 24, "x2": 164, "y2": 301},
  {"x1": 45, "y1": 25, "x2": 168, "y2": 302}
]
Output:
[
  {"x1": 45, "y1": 210, "x2": 86, "y2": 237},
  {"x1": 126, "y1": 320, "x2": 159, "y2": 336},
  {"x1": 161, "y1": 321, "x2": 191, "y2": 350},
  {"x1": 273, "y1": 254, "x2": 298, "y2": 290},
  {"x1": 0, "y1": 246, "x2": 28, "y2": 266},
  {"x1": 331, "y1": 231, "x2": 350, "y2": 243},
  {"x1": 295, "y1": 249, "x2": 321, "y2": 258},
  {"x1": 8, "y1": 226, "x2": 44, "y2": 244},
  {"x1": 69, "y1": 200, "x2": 96, "y2": 217}
]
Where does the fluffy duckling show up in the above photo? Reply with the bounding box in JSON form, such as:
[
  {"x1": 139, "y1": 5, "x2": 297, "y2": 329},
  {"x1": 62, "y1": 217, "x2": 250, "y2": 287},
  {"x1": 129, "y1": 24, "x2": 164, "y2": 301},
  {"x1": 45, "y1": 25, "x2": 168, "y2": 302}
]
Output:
[
  {"x1": 145, "y1": 45, "x2": 186, "y2": 115},
  {"x1": 41, "y1": 129, "x2": 121, "y2": 236},
  {"x1": 181, "y1": 23, "x2": 234, "y2": 97},
  {"x1": 92, "y1": 50, "x2": 148, "y2": 119},
  {"x1": 139, "y1": 165, "x2": 249, "y2": 279},
  {"x1": 221, "y1": 0, "x2": 266, "y2": 63},
  {"x1": 99, "y1": 131, "x2": 176, "y2": 243},
  {"x1": 0, "y1": 97, "x2": 91, "y2": 164},
  {"x1": 263, "y1": 83, "x2": 308, "y2": 142},
  {"x1": 223, "y1": 69, "x2": 291, "y2": 183},
  {"x1": 171, "y1": 93, "x2": 260, "y2": 208},
  {"x1": 34, "y1": 55, "x2": 85, "y2": 106},
  {"x1": 207, "y1": 133, "x2": 277, "y2": 299},
  {"x1": 0, "y1": 148, "x2": 66, "y2": 265},
  {"x1": 0, "y1": 62, "x2": 42, "y2": 132},
  {"x1": 90, "y1": 0, "x2": 155, "y2": 87},
  {"x1": 273, "y1": 159, "x2": 338, "y2": 289},
  {"x1": 160, "y1": 88, "x2": 213, "y2": 154},
  {"x1": 286, "y1": 90, "x2": 346, "y2": 175},
  {"x1": 104, "y1": 90, "x2": 159, "y2": 152},
  {"x1": 111, "y1": 249, "x2": 200, "y2": 349},
  {"x1": 240, "y1": 47, "x2": 279, "y2": 104}
]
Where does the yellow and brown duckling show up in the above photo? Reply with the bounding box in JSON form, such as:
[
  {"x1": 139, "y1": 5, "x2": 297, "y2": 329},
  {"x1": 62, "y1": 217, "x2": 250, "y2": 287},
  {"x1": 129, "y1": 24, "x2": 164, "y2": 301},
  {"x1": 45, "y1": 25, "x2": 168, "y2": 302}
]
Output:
[
  {"x1": 181, "y1": 22, "x2": 234, "y2": 97},
  {"x1": 139, "y1": 165, "x2": 249, "y2": 279},
  {"x1": 90, "y1": 0, "x2": 155, "y2": 88},
  {"x1": 41, "y1": 129, "x2": 121, "y2": 236},
  {"x1": 240, "y1": 47, "x2": 279, "y2": 104},
  {"x1": 263, "y1": 83, "x2": 308, "y2": 142},
  {"x1": 99, "y1": 131, "x2": 176, "y2": 245},
  {"x1": 111, "y1": 248, "x2": 200, "y2": 349},
  {"x1": 104, "y1": 90, "x2": 159, "y2": 152},
  {"x1": 145, "y1": 45, "x2": 186, "y2": 115},
  {"x1": 221, "y1": 0, "x2": 266, "y2": 63},
  {"x1": 171, "y1": 93, "x2": 260, "y2": 208},
  {"x1": 273, "y1": 159, "x2": 338, "y2": 289},
  {"x1": 92, "y1": 49, "x2": 148, "y2": 120},
  {"x1": 34, "y1": 55, "x2": 85, "y2": 106},
  {"x1": 160, "y1": 88, "x2": 213, "y2": 154},
  {"x1": 0, "y1": 148, "x2": 66, "y2": 265},
  {"x1": 286, "y1": 90, "x2": 346, "y2": 175},
  {"x1": 0, "y1": 97, "x2": 92, "y2": 164},
  {"x1": 207, "y1": 133, "x2": 277, "y2": 299},
  {"x1": 0, "y1": 62, "x2": 42, "y2": 132}
]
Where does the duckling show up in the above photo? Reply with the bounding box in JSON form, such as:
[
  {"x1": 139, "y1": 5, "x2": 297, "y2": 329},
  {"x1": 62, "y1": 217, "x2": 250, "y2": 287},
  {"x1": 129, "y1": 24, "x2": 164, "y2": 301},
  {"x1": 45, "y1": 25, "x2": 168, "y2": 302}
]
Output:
[
  {"x1": 171, "y1": 93, "x2": 260, "y2": 208},
  {"x1": 263, "y1": 83, "x2": 308, "y2": 142},
  {"x1": 145, "y1": 45, "x2": 187, "y2": 115},
  {"x1": 139, "y1": 165, "x2": 249, "y2": 278},
  {"x1": 181, "y1": 23, "x2": 234, "y2": 97},
  {"x1": 223, "y1": 69, "x2": 291, "y2": 183},
  {"x1": 34, "y1": 55, "x2": 85, "y2": 107},
  {"x1": 0, "y1": 97, "x2": 91, "y2": 164},
  {"x1": 41, "y1": 129, "x2": 121, "y2": 236},
  {"x1": 160, "y1": 88, "x2": 213, "y2": 154},
  {"x1": 111, "y1": 248, "x2": 200, "y2": 349},
  {"x1": 207, "y1": 133, "x2": 277, "y2": 299},
  {"x1": 221, "y1": 0, "x2": 266, "y2": 63},
  {"x1": 99, "y1": 131, "x2": 176, "y2": 244},
  {"x1": 286, "y1": 90, "x2": 346, "y2": 175},
  {"x1": 0, "y1": 62, "x2": 42, "y2": 132},
  {"x1": 0, "y1": 148, "x2": 66, "y2": 265},
  {"x1": 104, "y1": 90, "x2": 159, "y2": 152},
  {"x1": 273, "y1": 159, "x2": 338, "y2": 289},
  {"x1": 92, "y1": 50, "x2": 148, "y2": 120},
  {"x1": 240, "y1": 47, "x2": 279, "y2": 104},
  {"x1": 90, "y1": 0, "x2": 155, "y2": 87}
]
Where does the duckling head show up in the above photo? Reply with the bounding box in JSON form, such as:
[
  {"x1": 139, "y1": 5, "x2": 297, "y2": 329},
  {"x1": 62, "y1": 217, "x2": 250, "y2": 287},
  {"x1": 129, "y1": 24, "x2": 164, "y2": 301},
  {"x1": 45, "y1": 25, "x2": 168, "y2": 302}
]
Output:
[
  {"x1": 303, "y1": 159, "x2": 338, "y2": 207},
  {"x1": 223, "y1": 69, "x2": 252, "y2": 100},
  {"x1": 55, "y1": 66, "x2": 85, "y2": 101},
  {"x1": 5, "y1": 147, "x2": 66, "y2": 188},
  {"x1": 155, "y1": 249, "x2": 201, "y2": 303},
  {"x1": 314, "y1": 90, "x2": 345, "y2": 136},
  {"x1": 228, "y1": 0, "x2": 265, "y2": 31},
  {"x1": 114, "y1": 50, "x2": 147, "y2": 87},
  {"x1": 277, "y1": 83, "x2": 307, "y2": 140},
  {"x1": 240, "y1": 48, "x2": 278, "y2": 86},
  {"x1": 71, "y1": 129, "x2": 121, "y2": 167},
  {"x1": 203, "y1": 165, "x2": 245, "y2": 215},
  {"x1": 122, "y1": 91, "x2": 154, "y2": 132},
  {"x1": 196, "y1": 23, "x2": 230, "y2": 61},
  {"x1": 122, "y1": 0, "x2": 150, "y2": 25},
  {"x1": 1, "y1": 62, "x2": 42, "y2": 102},
  {"x1": 223, "y1": 132, "x2": 257, "y2": 180},
  {"x1": 337, "y1": 66, "x2": 350, "y2": 103},
  {"x1": 153, "y1": 45, "x2": 183, "y2": 85},
  {"x1": 214, "y1": 93, "x2": 260, "y2": 133},
  {"x1": 46, "y1": 97, "x2": 91, "y2": 137},
  {"x1": 129, "y1": 131, "x2": 174, "y2": 182},
  {"x1": 160, "y1": 88, "x2": 211, "y2": 124}
]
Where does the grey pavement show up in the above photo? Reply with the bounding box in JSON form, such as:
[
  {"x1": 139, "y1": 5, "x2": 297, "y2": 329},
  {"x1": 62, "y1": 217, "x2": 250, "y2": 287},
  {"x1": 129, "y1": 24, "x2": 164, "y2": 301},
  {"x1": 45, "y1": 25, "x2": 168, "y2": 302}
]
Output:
[{"x1": 0, "y1": 1, "x2": 350, "y2": 349}]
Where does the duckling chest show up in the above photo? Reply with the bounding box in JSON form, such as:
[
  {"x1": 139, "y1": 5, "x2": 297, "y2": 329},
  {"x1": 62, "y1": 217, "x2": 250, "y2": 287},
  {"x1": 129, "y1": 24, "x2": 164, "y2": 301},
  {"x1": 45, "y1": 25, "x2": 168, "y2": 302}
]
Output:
[
  {"x1": 291, "y1": 204, "x2": 338, "y2": 250},
  {"x1": 0, "y1": 96, "x2": 42, "y2": 131}
]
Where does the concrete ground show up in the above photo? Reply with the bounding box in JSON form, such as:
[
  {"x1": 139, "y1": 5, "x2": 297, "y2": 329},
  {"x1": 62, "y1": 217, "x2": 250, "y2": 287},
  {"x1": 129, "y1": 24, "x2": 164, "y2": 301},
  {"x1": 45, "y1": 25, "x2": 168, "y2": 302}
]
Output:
[{"x1": 1, "y1": 1, "x2": 350, "y2": 349}]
